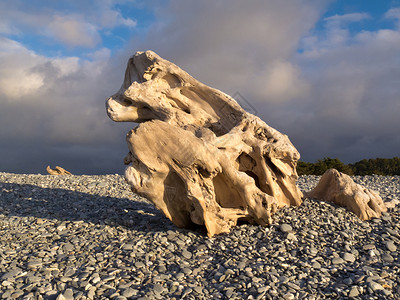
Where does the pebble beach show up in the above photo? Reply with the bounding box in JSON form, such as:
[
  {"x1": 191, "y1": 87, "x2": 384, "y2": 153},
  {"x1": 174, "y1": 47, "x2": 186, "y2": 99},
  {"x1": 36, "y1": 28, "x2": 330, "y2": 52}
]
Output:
[{"x1": 0, "y1": 173, "x2": 399, "y2": 299}]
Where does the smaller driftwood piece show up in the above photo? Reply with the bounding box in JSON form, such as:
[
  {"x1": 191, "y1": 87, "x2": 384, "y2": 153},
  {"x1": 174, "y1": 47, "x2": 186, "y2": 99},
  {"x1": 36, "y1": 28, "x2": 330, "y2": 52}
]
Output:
[
  {"x1": 306, "y1": 169, "x2": 387, "y2": 220},
  {"x1": 46, "y1": 166, "x2": 72, "y2": 175}
]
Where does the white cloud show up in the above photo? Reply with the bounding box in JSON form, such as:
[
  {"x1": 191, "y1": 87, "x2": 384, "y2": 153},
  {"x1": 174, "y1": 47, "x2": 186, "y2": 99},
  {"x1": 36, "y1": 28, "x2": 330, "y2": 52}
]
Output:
[
  {"x1": 0, "y1": 36, "x2": 127, "y2": 143},
  {"x1": 0, "y1": 1, "x2": 137, "y2": 49},
  {"x1": 49, "y1": 15, "x2": 101, "y2": 48},
  {"x1": 98, "y1": 7, "x2": 137, "y2": 29},
  {"x1": 0, "y1": 72, "x2": 44, "y2": 99},
  {"x1": 50, "y1": 57, "x2": 80, "y2": 76},
  {"x1": 0, "y1": 22, "x2": 18, "y2": 35},
  {"x1": 324, "y1": 12, "x2": 370, "y2": 25},
  {"x1": 355, "y1": 28, "x2": 400, "y2": 48},
  {"x1": 120, "y1": 17, "x2": 137, "y2": 28},
  {"x1": 257, "y1": 60, "x2": 310, "y2": 102},
  {"x1": 385, "y1": 7, "x2": 400, "y2": 22},
  {"x1": 316, "y1": 13, "x2": 371, "y2": 49},
  {"x1": 0, "y1": 38, "x2": 45, "y2": 98}
]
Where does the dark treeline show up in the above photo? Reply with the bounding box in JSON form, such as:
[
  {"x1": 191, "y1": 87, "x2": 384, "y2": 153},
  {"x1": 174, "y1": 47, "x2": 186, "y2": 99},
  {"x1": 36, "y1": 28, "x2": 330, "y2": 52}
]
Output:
[{"x1": 297, "y1": 157, "x2": 400, "y2": 176}]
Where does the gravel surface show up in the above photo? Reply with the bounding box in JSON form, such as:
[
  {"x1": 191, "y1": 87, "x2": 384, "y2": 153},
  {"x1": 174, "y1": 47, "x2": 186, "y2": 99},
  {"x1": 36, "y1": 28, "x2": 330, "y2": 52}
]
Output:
[{"x1": 0, "y1": 173, "x2": 399, "y2": 299}]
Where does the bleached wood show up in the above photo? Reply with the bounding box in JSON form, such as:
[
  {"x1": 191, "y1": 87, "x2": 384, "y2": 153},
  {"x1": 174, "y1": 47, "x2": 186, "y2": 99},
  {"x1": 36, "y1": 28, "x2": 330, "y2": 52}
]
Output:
[
  {"x1": 107, "y1": 51, "x2": 303, "y2": 236},
  {"x1": 306, "y1": 169, "x2": 387, "y2": 220}
]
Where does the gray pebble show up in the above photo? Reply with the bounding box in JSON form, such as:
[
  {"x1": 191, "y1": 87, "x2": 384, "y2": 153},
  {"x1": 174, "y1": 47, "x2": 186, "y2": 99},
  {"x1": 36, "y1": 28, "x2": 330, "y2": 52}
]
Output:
[
  {"x1": 369, "y1": 281, "x2": 384, "y2": 291},
  {"x1": 363, "y1": 244, "x2": 376, "y2": 250},
  {"x1": 153, "y1": 283, "x2": 164, "y2": 294},
  {"x1": 343, "y1": 253, "x2": 355, "y2": 262},
  {"x1": 237, "y1": 261, "x2": 246, "y2": 269},
  {"x1": 135, "y1": 261, "x2": 145, "y2": 268},
  {"x1": 332, "y1": 257, "x2": 345, "y2": 265},
  {"x1": 312, "y1": 262, "x2": 321, "y2": 269},
  {"x1": 385, "y1": 240, "x2": 397, "y2": 252},
  {"x1": 382, "y1": 253, "x2": 394, "y2": 262},
  {"x1": 182, "y1": 249, "x2": 192, "y2": 259},
  {"x1": 122, "y1": 288, "x2": 138, "y2": 298},
  {"x1": 257, "y1": 286, "x2": 268, "y2": 293},
  {"x1": 182, "y1": 288, "x2": 192, "y2": 298},
  {"x1": 348, "y1": 286, "x2": 359, "y2": 297},
  {"x1": 283, "y1": 292, "x2": 295, "y2": 300},
  {"x1": 286, "y1": 232, "x2": 297, "y2": 241},
  {"x1": 63, "y1": 243, "x2": 74, "y2": 252},
  {"x1": 280, "y1": 224, "x2": 292, "y2": 233}
]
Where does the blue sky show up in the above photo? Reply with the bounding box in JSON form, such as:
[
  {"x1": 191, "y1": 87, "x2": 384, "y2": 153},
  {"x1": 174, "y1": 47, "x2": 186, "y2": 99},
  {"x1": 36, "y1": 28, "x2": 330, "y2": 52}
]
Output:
[{"x1": 1, "y1": 0, "x2": 400, "y2": 174}]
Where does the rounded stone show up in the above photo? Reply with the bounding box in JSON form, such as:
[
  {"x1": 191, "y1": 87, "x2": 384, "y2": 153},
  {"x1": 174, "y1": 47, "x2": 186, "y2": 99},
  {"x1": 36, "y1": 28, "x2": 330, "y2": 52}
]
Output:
[
  {"x1": 286, "y1": 232, "x2": 297, "y2": 241},
  {"x1": 280, "y1": 224, "x2": 292, "y2": 233},
  {"x1": 343, "y1": 253, "x2": 355, "y2": 263},
  {"x1": 153, "y1": 283, "x2": 164, "y2": 294},
  {"x1": 283, "y1": 292, "x2": 295, "y2": 300},
  {"x1": 369, "y1": 282, "x2": 384, "y2": 291},
  {"x1": 312, "y1": 262, "x2": 321, "y2": 269},
  {"x1": 182, "y1": 250, "x2": 192, "y2": 259},
  {"x1": 122, "y1": 288, "x2": 138, "y2": 298},
  {"x1": 382, "y1": 253, "x2": 394, "y2": 263},
  {"x1": 348, "y1": 286, "x2": 359, "y2": 297},
  {"x1": 332, "y1": 257, "x2": 345, "y2": 265},
  {"x1": 385, "y1": 241, "x2": 397, "y2": 252}
]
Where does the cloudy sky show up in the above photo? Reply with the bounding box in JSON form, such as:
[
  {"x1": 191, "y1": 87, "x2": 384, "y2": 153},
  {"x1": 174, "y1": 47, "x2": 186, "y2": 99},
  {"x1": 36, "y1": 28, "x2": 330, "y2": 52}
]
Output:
[{"x1": 1, "y1": 0, "x2": 400, "y2": 174}]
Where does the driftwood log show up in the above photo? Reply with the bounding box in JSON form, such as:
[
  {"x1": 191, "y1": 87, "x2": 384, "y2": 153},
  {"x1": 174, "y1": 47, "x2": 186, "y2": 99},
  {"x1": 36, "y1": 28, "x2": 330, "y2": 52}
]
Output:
[
  {"x1": 106, "y1": 51, "x2": 303, "y2": 236},
  {"x1": 46, "y1": 166, "x2": 72, "y2": 175},
  {"x1": 306, "y1": 169, "x2": 387, "y2": 220}
]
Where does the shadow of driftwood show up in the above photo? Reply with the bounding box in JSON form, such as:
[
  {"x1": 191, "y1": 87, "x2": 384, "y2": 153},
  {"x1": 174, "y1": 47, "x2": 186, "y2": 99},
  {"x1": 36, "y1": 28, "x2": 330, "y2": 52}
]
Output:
[{"x1": 0, "y1": 182, "x2": 182, "y2": 234}]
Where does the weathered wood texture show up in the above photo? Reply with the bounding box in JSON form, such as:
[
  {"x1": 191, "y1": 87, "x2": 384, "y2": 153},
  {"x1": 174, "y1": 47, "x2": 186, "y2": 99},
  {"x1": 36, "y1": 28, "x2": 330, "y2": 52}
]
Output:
[{"x1": 106, "y1": 51, "x2": 303, "y2": 236}]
